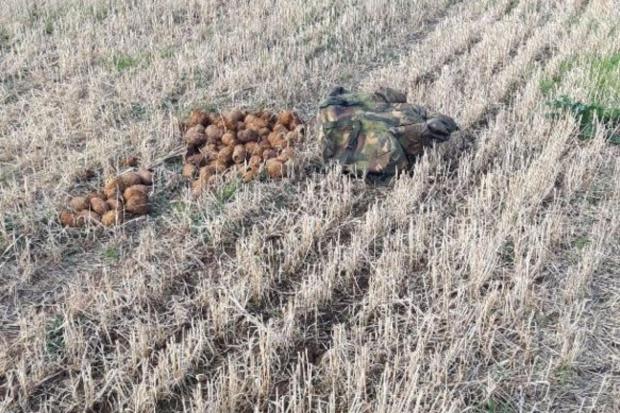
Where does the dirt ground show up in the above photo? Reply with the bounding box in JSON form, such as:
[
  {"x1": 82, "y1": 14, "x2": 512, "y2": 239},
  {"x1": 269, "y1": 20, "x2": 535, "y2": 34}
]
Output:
[{"x1": 0, "y1": 0, "x2": 618, "y2": 412}]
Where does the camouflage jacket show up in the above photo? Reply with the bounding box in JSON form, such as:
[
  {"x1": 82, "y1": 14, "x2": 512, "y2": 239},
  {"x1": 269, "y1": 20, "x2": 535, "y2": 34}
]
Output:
[{"x1": 318, "y1": 87, "x2": 459, "y2": 175}]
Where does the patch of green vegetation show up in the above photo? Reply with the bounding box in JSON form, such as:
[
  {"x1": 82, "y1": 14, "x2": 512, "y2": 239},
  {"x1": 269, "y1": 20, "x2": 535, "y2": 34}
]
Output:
[
  {"x1": 543, "y1": 52, "x2": 619, "y2": 101},
  {"x1": 539, "y1": 59, "x2": 574, "y2": 96},
  {"x1": 499, "y1": 240, "x2": 515, "y2": 264},
  {"x1": 172, "y1": 10, "x2": 187, "y2": 25},
  {"x1": 1, "y1": 215, "x2": 17, "y2": 233},
  {"x1": 585, "y1": 19, "x2": 600, "y2": 34},
  {"x1": 44, "y1": 18, "x2": 54, "y2": 35},
  {"x1": 588, "y1": 52, "x2": 620, "y2": 103},
  {"x1": 586, "y1": 190, "x2": 603, "y2": 205},
  {"x1": 171, "y1": 179, "x2": 241, "y2": 240},
  {"x1": 129, "y1": 102, "x2": 148, "y2": 120},
  {"x1": 0, "y1": 26, "x2": 10, "y2": 49},
  {"x1": 27, "y1": 7, "x2": 41, "y2": 26},
  {"x1": 539, "y1": 78, "x2": 557, "y2": 96},
  {"x1": 548, "y1": 95, "x2": 620, "y2": 144},
  {"x1": 0, "y1": 163, "x2": 16, "y2": 184},
  {"x1": 472, "y1": 398, "x2": 514, "y2": 413},
  {"x1": 45, "y1": 314, "x2": 65, "y2": 358},
  {"x1": 103, "y1": 246, "x2": 120, "y2": 261},
  {"x1": 28, "y1": 4, "x2": 67, "y2": 36},
  {"x1": 175, "y1": 198, "x2": 205, "y2": 218},
  {"x1": 172, "y1": 200, "x2": 201, "y2": 223},
  {"x1": 110, "y1": 50, "x2": 157, "y2": 73},
  {"x1": 172, "y1": 201, "x2": 193, "y2": 217},
  {"x1": 191, "y1": 69, "x2": 212, "y2": 89},
  {"x1": 257, "y1": 168, "x2": 271, "y2": 183},
  {"x1": 543, "y1": 51, "x2": 620, "y2": 144},
  {"x1": 573, "y1": 236, "x2": 591, "y2": 250},
  {"x1": 112, "y1": 53, "x2": 141, "y2": 72},
  {"x1": 171, "y1": 201, "x2": 212, "y2": 242},
  {"x1": 504, "y1": 0, "x2": 519, "y2": 15},
  {"x1": 216, "y1": 180, "x2": 239, "y2": 205},
  {"x1": 535, "y1": 310, "x2": 557, "y2": 328},
  {"x1": 161, "y1": 96, "x2": 181, "y2": 112},
  {"x1": 564, "y1": 14, "x2": 580, "y2": 29},
  {"x1": 159, "y1": 46, "x2": 175, "y2": 59},
  {"x1": 553, "y1": 362, "x2": 576, "y2": 386}
]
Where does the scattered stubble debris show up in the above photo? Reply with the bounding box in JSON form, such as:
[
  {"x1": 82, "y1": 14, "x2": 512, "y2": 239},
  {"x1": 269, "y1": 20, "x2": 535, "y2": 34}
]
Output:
[
  {"x1": 59, "y1": 169, "x2": 153, "y2": 227},
  {"x1": 181, "y1": 108, "x2": 304, "y2": 196}
]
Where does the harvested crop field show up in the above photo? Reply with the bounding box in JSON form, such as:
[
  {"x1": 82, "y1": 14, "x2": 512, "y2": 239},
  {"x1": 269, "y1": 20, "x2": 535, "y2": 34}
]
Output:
[{"x1": 1, "y1": 0, "x2": 619, "y2": 412}]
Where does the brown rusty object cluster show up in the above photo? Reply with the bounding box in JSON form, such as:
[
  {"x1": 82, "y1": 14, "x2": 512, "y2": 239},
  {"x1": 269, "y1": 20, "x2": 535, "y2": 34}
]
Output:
[
  {"x1": 181, "y1": 108, "x2": 304, "y2": 195},
  {"x1": 59, "y1": 169, "x2": 153, "y2": 227},
  {"x1": 59, "y1": 107, "x2": 304, "y2": 228}
]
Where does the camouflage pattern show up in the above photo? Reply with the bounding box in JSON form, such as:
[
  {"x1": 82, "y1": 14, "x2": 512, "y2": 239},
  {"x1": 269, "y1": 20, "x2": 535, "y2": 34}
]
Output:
[{"x1": 318, "y1": 87, "x2": 459, "y2": 175}]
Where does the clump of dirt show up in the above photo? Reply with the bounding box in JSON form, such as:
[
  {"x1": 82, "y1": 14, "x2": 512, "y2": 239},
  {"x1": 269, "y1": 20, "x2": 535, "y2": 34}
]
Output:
[
  {"x1": 59, "y1": 169, "x2": 153, "y2": 228},
  {"x1": 181, "y1": 108, "x2": 304, "y2": 196}
]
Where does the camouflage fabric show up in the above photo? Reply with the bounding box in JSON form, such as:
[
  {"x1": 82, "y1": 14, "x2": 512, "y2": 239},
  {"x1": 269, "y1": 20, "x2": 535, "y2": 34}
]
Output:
[{"x1": 318, "y1": 86, "x2": 459, "y2": 176}]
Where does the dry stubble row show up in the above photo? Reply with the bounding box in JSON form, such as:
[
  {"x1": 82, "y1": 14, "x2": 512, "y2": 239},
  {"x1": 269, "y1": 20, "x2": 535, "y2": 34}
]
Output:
[{"x1": 1, "y1": 0, "x2": 618, "y2": 412}]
